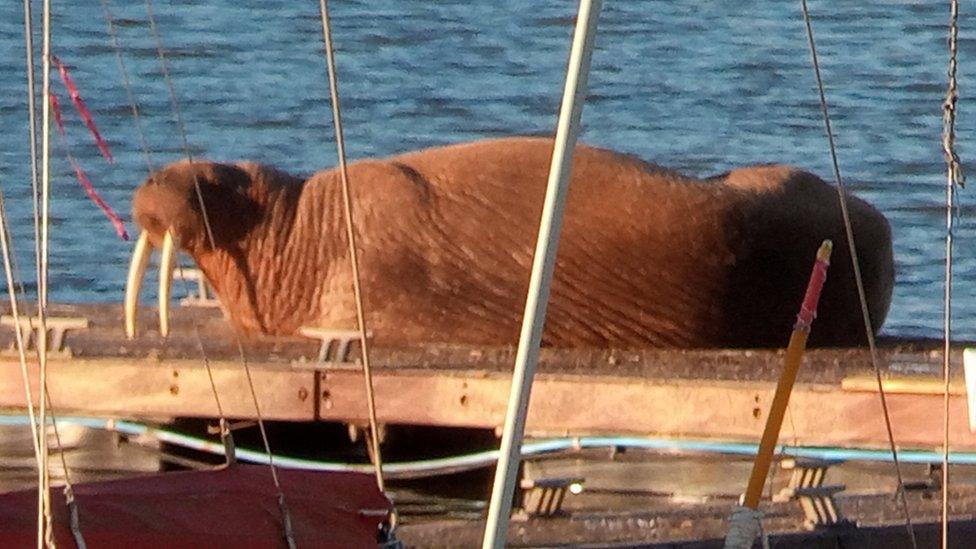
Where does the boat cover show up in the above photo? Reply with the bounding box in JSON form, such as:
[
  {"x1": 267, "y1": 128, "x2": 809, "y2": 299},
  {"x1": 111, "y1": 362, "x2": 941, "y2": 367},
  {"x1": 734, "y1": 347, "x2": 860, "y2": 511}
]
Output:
[{"x1": 0, "y1": 464, "x2": 392, "y2": 548}]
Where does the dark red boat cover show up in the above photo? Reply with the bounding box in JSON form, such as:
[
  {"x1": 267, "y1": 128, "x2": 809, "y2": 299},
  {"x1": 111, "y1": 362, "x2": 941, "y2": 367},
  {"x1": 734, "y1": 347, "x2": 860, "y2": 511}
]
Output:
[{"x1": 0, "y1": 465, "x2": 392, "y2": 548}]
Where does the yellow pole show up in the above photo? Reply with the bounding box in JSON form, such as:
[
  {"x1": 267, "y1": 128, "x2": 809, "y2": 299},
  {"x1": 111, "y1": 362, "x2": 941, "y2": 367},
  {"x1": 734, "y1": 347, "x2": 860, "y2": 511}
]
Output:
[{"x1": 742, "y1": 239, "x2": 833, "y2": 509}]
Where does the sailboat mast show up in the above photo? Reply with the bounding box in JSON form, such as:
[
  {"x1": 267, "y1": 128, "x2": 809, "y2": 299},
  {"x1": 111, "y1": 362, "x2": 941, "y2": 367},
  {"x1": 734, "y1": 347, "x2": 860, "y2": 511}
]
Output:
[{"x1": 481, "y1": 0, "x2": 602, "y2": 547}]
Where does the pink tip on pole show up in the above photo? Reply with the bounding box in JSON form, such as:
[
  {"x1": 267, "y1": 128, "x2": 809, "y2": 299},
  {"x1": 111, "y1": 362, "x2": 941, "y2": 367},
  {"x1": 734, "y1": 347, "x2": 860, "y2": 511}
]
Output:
[{"x1": 795, "y1": 240, "x2": 833, "y2": 331}]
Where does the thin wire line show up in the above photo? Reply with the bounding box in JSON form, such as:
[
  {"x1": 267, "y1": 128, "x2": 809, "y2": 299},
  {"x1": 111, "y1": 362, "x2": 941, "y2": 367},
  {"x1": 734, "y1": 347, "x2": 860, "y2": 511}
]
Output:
[
  {"x1": 316, "y1": 0, "x2": 387, "y2": 496},
  {"x1": 99, "y1": 0, "x2": 155, "y2": 176},
  {"x1": 20, "y1": 0, "x2": 44, "y2": 478},
  {"x1": 2, "y1": 178, "x2": 84, "y2": 546},
  {"x1": 143, "y1": 0, "x2": 217, "y2": 249},
  {"x1": 38, "y1": 0, "x2": 55, "y2": 544},
  {"x1": 141, "y1": 2, "x2": 295, "y2": 545},
  {"x1": 940, "y1": 1, "x2": 963, "y2": 546},
  {"x1": 20, "y1": 5, "x2": 54, "y2": 543},
  {"x1": 799, "y1": 1, "x2": 917, "y2": 547},
  {"x1": 22, "y1": 0, "x2": 44, "y2": 320},
  {"x1": 104, "y1": 0, "x2": 236, "y2": 443},
  {"x1": 0, "y1": 182, "x2": 43, "y2": 478},
  {"x1": 98, "y1": 0, "x2": 230, "y2": 429},
  {"x1": 36, "y1": 124, "x2": 91, "y2": 548},
  {"x1": 20, "y1": 6, "x2": 81, "y2": 539}
]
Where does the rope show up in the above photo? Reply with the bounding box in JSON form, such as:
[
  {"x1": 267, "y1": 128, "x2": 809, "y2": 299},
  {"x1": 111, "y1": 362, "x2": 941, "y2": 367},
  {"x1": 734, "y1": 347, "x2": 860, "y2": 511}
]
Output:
[
  {"x1": 941, "y1": 1, "x2": 964, "y2": 547},
  {"x1": 798, "y1": 2, "x2": 917, "y2": 547},
  {"x1": 316, "y1": 0, "x2": 388, "y2": 497},
  {"x1": 140, "y1": 2, "x2": 296, "y2": 545}
]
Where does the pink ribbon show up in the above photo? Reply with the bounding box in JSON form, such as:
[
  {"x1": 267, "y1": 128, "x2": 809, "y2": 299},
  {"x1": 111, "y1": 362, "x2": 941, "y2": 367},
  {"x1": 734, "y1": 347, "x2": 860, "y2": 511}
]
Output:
[
  {"x1": 50, "y1": 93, "x2": 66, "y2": 136},
  {"x1": 48, "y1": 78, "x2": 129, "y2": 240},
  {"x1": 67, "y1": 158, "x2": 129, "y2": 241},
  {"x1": 51, "y1": 55, "x2": 114, "y2": 164}
]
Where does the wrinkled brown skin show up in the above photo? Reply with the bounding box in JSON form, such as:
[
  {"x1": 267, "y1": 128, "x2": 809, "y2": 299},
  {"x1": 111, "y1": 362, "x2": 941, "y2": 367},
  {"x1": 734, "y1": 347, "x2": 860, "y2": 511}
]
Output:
[{"x1": 132, "y1": 137, "x2": 894, "y2": 348}]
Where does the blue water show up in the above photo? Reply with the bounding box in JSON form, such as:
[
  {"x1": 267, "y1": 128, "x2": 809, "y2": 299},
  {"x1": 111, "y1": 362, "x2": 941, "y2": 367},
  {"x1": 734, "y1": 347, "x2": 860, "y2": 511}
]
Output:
[{"x1": 0, "y1": 0, "x2": 973, "y2": 340}]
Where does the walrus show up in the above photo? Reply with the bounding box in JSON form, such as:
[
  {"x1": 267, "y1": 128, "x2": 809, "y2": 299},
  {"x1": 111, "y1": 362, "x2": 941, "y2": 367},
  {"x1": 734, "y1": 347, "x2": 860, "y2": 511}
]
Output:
[{"x1": 125, "y1": 137, "x2": 893, "y2": 348}]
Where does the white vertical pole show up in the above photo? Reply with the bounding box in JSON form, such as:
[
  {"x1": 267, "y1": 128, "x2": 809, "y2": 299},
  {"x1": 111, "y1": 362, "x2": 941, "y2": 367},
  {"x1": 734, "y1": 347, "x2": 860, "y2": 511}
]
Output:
[
  {"x1": 480, "y1": 0, "x2": 602, "y2": 547},
  {"x1": 38, "y1": 0, "x2": 52, "y2": 546}
]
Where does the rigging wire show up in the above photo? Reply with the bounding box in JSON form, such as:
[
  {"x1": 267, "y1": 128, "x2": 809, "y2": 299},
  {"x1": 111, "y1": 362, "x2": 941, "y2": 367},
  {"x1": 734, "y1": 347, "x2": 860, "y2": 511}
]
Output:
[
  {"x1": 138, "y1": 1, "x2": 297, "y2": 545},
  {"x1": 22, "y1": 5, "x2": 86, "y2": 545},
  {"x1": 99, "y1": 0, "x2": 155, "y2": 177},
  {"x1": 798, "y1": 1, "x2": 917, "y2": 547},
  {"x1": 940, "y1": 1, "x2": 964, "y2": 546},
  {"x1": 99, "y1": 0, "x2": 235, "y2": 457},
  {"x1": 38, "y1": 0, "x2": 55, "y2": 544},
  {"x1": 315, "y1": 0, "x2": 388, "y2": 497},
  {"x1": 20, "y1": 0, "x2": 44, "y2": 480},
  {"x1": 0, "y1": 182, "x2": 43, "y2": 495},
  {"x1": 102, "y1": 0, "x2": 234, "y2": 453}
]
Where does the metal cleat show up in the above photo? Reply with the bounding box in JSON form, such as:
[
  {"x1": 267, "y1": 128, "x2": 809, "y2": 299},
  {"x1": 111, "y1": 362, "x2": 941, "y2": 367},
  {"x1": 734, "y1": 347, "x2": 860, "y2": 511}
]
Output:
[
  {"x1": 517, "y1": 476, "x2": 584, "y2": 518},
  {"x1": 293, "y1": 327, "x2": 372, "y2": 368},
  {"x1": 177, "y1": 268, "x2": 220, "y2": 308},
  {"x1": 0, "y1": 315, "x2": 90, "y2": 357},
  {"x1": 772, "y1": 457, "x2": 851, "y2": 530}
]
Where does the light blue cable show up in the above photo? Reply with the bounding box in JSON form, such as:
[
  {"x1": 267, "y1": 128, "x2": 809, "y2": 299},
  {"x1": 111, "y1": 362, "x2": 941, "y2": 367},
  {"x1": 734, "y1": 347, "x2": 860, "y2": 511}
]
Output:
[{"x1": 3, "y1": 414, "x2": 975, "y2": 480}]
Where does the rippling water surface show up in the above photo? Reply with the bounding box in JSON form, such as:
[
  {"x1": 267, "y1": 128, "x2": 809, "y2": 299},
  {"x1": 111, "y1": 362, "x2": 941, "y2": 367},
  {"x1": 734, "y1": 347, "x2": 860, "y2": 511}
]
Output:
[{"x1": 0, "y1": 1, "x2": 973, "y2": 339}]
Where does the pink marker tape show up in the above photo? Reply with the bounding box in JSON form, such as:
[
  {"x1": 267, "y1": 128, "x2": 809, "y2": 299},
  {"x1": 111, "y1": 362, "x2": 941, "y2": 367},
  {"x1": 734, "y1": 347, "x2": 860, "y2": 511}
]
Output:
[
  {"x1": 51, "y1": 55, "x2": 114, "y2": 163},
  {"x1": 794, "y1": 241, "x2": 832, "y2": 332},
  {"x1": 50, "y1": 92, "x2": 66, "y2": 136},
  {"x1": 67, "y1": 157, "x2": 129, "y2": 241}
]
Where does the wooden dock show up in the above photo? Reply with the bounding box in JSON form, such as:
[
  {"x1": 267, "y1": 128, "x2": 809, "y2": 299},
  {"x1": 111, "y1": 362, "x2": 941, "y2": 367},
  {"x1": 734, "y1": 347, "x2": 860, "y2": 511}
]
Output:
[{"x1": 0, "y1": 302, "x2": 973, "y2": 452}]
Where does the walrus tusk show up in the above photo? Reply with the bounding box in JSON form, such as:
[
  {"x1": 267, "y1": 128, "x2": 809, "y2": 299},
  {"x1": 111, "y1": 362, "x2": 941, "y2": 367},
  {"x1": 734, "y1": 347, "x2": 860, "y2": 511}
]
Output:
[
  {"x1": 124, "y1": 231, "x2": 153, "y2": 339},
  {"x1": 158, "y1": 231, "x2": 176, "y2": 338}
]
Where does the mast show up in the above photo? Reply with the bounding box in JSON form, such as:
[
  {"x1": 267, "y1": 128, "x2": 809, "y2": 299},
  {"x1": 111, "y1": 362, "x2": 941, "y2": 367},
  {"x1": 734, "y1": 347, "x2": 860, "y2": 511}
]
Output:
[{"x1": 481, "y1": 0, "x2": 602, "y2": 546}]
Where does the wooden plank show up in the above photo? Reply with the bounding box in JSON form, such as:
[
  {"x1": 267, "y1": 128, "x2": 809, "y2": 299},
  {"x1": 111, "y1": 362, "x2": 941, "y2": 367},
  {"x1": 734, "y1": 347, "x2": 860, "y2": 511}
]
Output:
[
  {"x1": 320, "y1": 368, "x2": 976, "y2": 450},
  {"x1": 842, "y1": 374, "x2": 967, "y2": 395},
  {"x1": 0, "y1": 351, "x2": 973, "y2": 451},
  {"x1": 0, "y1": 358, "x2": 316, "y2": 421}
]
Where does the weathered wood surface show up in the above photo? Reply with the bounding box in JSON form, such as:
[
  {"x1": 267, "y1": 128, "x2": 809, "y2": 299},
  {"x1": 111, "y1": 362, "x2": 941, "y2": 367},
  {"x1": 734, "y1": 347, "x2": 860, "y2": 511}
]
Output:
[{"x1": 0, "y1": 303, "x2": 972, "y2": 451}]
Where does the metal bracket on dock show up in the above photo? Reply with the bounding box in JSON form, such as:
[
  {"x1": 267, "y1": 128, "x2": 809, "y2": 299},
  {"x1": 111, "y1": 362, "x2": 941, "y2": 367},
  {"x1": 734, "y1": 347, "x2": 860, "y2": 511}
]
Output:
[
  {"x1": 176, "y1": 268, "x2": 219, "y2": 307},
  {"x1": 772, "y1": 458, "x2": 850, "y2": 530},
  {"x1": 293, "y1": 327, "x2": 372, "y2": 367},
  {"x1": 0, "y1": 315, "x2": 90, "y2": 357},
  {"x1": 517, "y1": 476, "x2": 584, "y2": 518}
]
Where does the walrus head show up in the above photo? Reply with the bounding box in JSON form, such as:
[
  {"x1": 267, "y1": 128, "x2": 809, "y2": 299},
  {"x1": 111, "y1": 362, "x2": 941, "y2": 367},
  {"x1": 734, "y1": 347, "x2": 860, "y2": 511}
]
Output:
[
  {"x1": 125, "y1": 160, "x2": 266, "y2": 338},
  {"x1": 133, "y1": 160, "x2": 260, "y2": 252}
]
